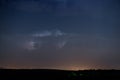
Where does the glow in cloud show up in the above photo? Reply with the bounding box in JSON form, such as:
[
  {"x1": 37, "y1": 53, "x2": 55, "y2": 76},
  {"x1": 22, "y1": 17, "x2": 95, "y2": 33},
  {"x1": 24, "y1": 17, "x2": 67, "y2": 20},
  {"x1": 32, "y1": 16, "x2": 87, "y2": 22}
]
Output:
[
  {"x1": 57, "y1": 40, "x2": 67, "y2": 48},
  {"x1": 24, "y1": 41, "x2": 36, "y2": 50},
  {"x1": 33, "y1": 31, "x2": 52, "y2": 37},
  {"x1": 33, "y1": 30, "x2": 65, "y2": 37},
  {"x1": 54, "y1": 30, "x2": 65, "y2": 37},
  {"x1": 30, "y1": 29, "x2": 67, "y2": 49}
]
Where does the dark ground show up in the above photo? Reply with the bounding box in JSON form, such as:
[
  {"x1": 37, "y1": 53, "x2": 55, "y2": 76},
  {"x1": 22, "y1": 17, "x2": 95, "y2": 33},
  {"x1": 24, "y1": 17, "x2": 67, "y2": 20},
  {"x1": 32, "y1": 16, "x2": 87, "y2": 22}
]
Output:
[{"x1": 0, "y1": 69, "x2": 120, "y2": 80}]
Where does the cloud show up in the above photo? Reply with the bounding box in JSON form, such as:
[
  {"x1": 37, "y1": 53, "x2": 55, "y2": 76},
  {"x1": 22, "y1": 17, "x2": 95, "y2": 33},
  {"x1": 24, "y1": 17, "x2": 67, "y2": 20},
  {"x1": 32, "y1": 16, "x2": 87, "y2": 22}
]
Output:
[
  {"x1": 32, "y1": 30, "x2": 65, "y2": 37},
  {"x1": 30, "y1": 29, "x2": 67, "y2": 49},
  {"x1": 57, "y1": 40, "x2": 67, "y2": 48},
  {"x1": 53, "y1": 29, "x2": 66, "y2": 37},
  {"x1": 23, "y1": 40, "x2": 36, "y2": 50},
  {"x1": 33, "y1": 30, "x2": 52, "y2": 37}
]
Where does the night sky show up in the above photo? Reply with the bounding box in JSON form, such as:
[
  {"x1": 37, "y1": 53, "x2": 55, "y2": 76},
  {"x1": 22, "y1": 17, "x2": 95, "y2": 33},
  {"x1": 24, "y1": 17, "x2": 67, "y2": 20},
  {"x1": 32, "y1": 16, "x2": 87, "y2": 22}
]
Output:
[{"x1": 0, "y1": 0, "x2": 120, "y2": 70}]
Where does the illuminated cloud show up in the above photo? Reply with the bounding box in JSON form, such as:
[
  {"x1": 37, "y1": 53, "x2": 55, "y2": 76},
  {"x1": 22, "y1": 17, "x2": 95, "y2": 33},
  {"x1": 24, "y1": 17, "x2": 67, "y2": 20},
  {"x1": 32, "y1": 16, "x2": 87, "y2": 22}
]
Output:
[
  {"x1": 31, "y1": 29, "x2": 67, "y2": 49},
  {"x1": 23, "y1": 40, "x2": 36, "y2": 50},
  {"x1": 57, "y1": 40, "x2": 67, "y2": 48},
  {"x1": 33, "y1": 30, "x2": 52, "y2": 37},
  {"x1": 54, "y1": 30, "x2": 65, "y2": 37},
  {"x1": 33, "y1": 30, "x2": 65, "y2": 37}
]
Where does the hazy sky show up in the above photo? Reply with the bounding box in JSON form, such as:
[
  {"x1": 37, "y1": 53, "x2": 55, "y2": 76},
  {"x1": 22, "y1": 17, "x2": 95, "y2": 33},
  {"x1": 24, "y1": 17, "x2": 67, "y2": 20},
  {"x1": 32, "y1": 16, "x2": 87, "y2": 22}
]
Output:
[{"x1": 0, "y1": 0, "x2": 120, "y2": 70}]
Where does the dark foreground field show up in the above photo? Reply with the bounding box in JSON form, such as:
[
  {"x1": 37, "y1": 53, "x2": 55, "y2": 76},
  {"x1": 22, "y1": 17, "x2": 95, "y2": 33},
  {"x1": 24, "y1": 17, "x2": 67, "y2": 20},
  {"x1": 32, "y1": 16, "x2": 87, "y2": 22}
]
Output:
[{"x1": 0, "y1": 69, "x2": 120, "y2": 80}]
